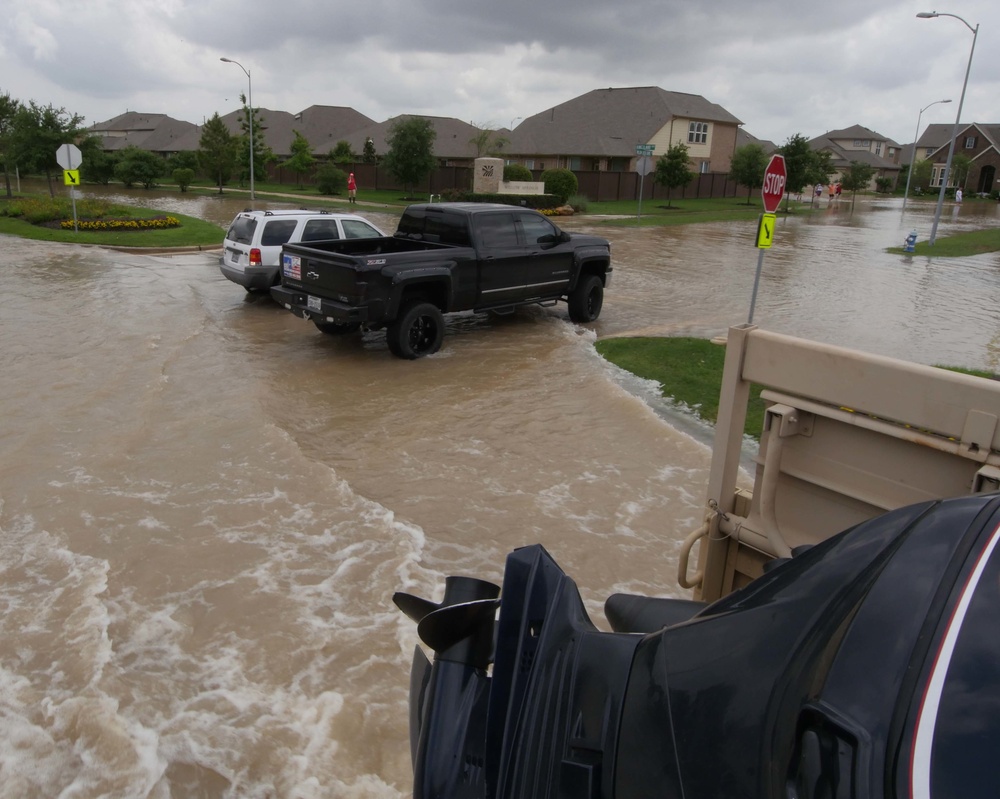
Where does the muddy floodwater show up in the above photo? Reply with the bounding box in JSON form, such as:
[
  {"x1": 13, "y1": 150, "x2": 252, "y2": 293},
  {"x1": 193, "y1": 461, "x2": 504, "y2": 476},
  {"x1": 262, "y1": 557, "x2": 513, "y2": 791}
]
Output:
[{"x1": 1, "y1": 188, "x2": 998, "y2": 797}]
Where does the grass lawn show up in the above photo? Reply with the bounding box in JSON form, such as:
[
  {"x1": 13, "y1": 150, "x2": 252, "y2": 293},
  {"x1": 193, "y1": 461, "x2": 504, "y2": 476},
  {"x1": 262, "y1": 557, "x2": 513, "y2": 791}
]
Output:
[
  {"x1": 594, "y1": 336, "x2": 999, "y2": 441},
  {"x1": 0, "y1": 195, "x2": 225, "y2": 247},
  {"x1": 595, "y1": 336, "x2": 768, "y2": 439},
  {"x1": 887, "y1": 227, "x2": 1000, "y2": 257}
]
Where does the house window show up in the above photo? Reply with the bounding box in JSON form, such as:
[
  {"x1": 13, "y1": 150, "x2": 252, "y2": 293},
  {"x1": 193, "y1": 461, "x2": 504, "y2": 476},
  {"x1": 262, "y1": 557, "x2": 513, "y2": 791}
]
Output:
[
  {"x1": 524, "y1": 159, "x2": 535, "y2": 170},
  {"x1": 875, "y1": 142, "x2": 883, "y2": 156},
  {"x1": 699, "y1": 161, "x2": 709, "y2": 173},
  {"x1": 688, "y1": 121, "x2": 708, "y2": 144},
  {"x1": 965, "y1": 136, "x2": 977, "y2": 149},
  {"x1": 569, "y1": 157, "x2": 581, "y2": 170}
]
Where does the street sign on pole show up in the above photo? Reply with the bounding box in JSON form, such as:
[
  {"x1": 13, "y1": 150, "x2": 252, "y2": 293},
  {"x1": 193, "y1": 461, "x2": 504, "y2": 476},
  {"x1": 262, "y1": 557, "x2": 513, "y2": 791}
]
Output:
[
  {"x1": 748, "y1": 154, "x2": 787, "y2": 323},
  {"x1": 55, "y1": 144, "x2": 83, "y2": 232},
  {"x1": 761, "y1": 154, "x2": 786, "y2": 213},
  {"x1": 56, "y1": 143, "x2": 82, "y2": 171},
  {"x1": 635, "y1": 145, "x2": 655, "y2": 224}
]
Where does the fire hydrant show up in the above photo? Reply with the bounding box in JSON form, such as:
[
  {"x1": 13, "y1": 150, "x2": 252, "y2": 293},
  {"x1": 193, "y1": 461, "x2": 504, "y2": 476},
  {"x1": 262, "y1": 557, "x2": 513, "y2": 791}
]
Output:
[{"x1": 905, "y1": 230, "x2": 918, "y2": 252}]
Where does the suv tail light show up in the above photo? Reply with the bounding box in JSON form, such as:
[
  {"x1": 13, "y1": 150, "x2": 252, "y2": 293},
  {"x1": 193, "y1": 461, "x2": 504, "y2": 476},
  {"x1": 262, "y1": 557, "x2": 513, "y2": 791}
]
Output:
[{"x1": 249, "y1": 248, "x2": 262, "y2": 266}]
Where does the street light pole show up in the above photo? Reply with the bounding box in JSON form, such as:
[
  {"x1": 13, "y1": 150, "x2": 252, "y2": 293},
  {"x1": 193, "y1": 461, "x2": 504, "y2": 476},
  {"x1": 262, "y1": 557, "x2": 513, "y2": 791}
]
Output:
[
  {"x1": 902, "y1": 98, "x2": 950, "y2": 212},
  {"x1": 916, "y1": 11, "x2": 979, "y2": 245},
  {"x1": 220, "y1": 57, "x2": 255, "y2": 201}
]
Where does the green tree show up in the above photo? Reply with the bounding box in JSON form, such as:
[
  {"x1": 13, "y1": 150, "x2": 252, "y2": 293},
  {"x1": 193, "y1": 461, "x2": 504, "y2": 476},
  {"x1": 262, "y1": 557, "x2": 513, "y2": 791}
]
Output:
[
  {"x1": 503, "y1": 163, "x2": 533, "y2": 182},
  {"x1": 167, "y1": 150, "x2": 199, "y2": 174},
  {"x1": 839, "y1": 160, "x2": 877, "y2": 207},
  {"x1": 114, "y1": 146, "x2": 164, "y2": 189},
  {"x1": 910, "y1": 159, "x2": 933, "y2": 193},
  {"x1": 469, "y1": 123, "x2": 509, "y2": 158},
  {"x1": 803, "y1": 149, "x2": 834, "y2": 201},
  {"x1": 236, "y1": 93, "x2": 272, "y2": 187},
  {"x1": 0, "y1": 91, "x2": 21, "y2": 198},
  {"x1": 653, "y1": 142, "x2": 694, "y2": 208},
  {"x1": 282, "y1": 130, "x2": 315, "y2": 189},
  {"x1": 540, "y1": 168, "x2": 578, "y2": 204},
  {"x1": 728, "y1": 143, "x2": 769, "y2": 205},
  {"x1": 875, "y1": 176, "x2": 893, "y2": 194},
  {"x1": 330, "y1": 140, "x2": 355, "y2": 164},
  {"x1": 950, "y1": 153, "x2": 972, "y2": 190},
  {"x1": 78, "y1": 136, "x2": 118, "y2": 185},
  {"x1": 172, "y1": 168, "x2": 195, "y2": 191},
  {"x1": 362, "y1": 137, "x2": 377, "y2": 165},
  {"x1": 10, "y1": 100, "x2": 85, "y2": 197},
  {"x1": 316, "y1": 161, "x2": 347, "y2": 195},
  {"x1": 778, "y1": 134, "x2": 833, "y2": 209},
  {"x1": 198, "y1": 112, "x2": 237, "y2": 194},
  {"x1": 383, "y1": 116, "x2": 437, "y2": 196}
]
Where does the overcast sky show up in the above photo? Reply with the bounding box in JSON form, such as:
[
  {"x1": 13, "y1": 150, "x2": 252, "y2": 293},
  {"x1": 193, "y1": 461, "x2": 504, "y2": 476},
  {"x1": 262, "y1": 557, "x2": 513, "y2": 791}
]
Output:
[{"x1": 3, "y1": 0, "x2": 998, "y2": 146}]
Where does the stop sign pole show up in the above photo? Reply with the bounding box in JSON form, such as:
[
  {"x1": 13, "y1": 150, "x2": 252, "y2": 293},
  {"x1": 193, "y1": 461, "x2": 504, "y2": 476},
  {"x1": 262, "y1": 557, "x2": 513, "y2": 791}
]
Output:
[
  {"x1": 55, "y1": 143, "x2": 83, "y2": 233},
  {"x1": 747, "y1": 154, "x2": 786, "y2": 324}
]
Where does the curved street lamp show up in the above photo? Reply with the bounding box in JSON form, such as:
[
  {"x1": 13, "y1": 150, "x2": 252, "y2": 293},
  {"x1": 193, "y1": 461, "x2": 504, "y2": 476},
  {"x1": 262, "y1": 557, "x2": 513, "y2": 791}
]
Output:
[
  {"x1": 916, "y1": 11, "x2": 979, "y2": 244},
  {"x1": 902, "y1": 98, "x2": 950, "y2": 212},
  {"x1": 220, "y1": 57, "x2": 255, "y2": 201}
]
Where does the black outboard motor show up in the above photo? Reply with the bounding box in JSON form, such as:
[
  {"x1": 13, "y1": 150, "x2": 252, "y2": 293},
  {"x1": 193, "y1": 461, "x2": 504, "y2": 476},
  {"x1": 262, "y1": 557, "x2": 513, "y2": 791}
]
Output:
[
  {"x1": 395, "y1": 545, "x2": 650, "y2": 798},
  {"x1": 396, "y1": 496, "x2": 1000, "y2": 799}
]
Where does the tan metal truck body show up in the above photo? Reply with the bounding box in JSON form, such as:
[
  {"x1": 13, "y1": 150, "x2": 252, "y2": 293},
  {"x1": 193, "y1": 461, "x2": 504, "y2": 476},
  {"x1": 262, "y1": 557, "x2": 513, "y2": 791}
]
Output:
[{"x1": 682, "y1": 324, "x2": 1000, "y2": 602}]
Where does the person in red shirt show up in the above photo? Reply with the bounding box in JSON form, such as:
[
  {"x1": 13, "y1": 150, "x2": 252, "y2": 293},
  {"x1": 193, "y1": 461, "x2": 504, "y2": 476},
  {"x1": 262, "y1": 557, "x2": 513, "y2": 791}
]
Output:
[{"x1": 347, "y1": 172, "x2": 357, "y2": 204}]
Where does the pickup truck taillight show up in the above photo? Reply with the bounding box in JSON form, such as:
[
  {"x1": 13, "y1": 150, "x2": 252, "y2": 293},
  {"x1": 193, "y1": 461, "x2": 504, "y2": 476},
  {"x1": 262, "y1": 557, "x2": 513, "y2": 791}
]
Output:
[{"x1": 249, "y1": 248, "x2": 262, "y2": 266}]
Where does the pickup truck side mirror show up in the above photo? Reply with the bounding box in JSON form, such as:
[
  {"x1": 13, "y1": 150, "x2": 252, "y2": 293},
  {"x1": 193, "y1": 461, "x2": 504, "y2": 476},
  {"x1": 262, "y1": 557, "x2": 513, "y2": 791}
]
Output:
[{"x1": 537, "y1": 230, "x2": 572, "y2": 245}]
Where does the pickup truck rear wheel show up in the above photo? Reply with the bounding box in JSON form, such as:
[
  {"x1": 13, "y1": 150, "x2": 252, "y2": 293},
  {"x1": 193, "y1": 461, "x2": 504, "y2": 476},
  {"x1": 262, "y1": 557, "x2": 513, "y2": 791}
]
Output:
[
  {"x1": 387, "y1": 301, "x2": 444, "y2": 359},
  {"x1": 568, "y1": 274, "x2": 604, "y2": 323},
  {"x1": 314, "y1": 320, "x2": 361, "y2": 336}
]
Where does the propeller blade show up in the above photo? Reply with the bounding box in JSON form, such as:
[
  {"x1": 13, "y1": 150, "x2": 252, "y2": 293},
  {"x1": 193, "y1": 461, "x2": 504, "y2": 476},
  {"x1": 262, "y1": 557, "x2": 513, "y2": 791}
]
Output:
[
  {"x1": 417, "y1": 598, "x2": 500, "y2": 653},
  {"x1": 393, "y1": 591, "x2": 440, "y2": 623}
]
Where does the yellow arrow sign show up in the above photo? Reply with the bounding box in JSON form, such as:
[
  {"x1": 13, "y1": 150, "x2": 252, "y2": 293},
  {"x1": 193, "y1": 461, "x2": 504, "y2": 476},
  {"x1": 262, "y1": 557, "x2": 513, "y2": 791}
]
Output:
[
  {"x1": 63, "y1": 169, "x2": 80, "y2": 186},
  {"x1": 756, "y1": 212, "x2": 776, "y2": 249}
]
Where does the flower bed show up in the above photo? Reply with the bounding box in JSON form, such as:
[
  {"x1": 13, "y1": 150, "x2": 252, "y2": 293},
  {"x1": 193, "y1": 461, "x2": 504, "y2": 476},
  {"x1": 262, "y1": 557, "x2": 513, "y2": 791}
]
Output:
[{"x1": 60, "y1": 216, "x2": 181, "y2": 231}]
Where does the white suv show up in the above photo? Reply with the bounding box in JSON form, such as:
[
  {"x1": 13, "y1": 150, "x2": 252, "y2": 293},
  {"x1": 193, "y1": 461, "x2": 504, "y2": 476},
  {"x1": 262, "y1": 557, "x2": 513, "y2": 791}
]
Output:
[{"x1": 220, "y1": 209, "x2": 386, "y2": 290}]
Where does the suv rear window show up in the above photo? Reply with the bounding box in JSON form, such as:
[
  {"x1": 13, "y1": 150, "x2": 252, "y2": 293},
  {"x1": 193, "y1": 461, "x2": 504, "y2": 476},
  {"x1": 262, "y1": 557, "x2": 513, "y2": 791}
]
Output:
[
  {"x1": 301, "y1": 219, "x2": 341, "y2": 242},
  {"x1": 226, "y1": 216, "x2": 257, "y2": 245},
  {"x1": 342, "y1": 219, "x2": 381, "y2": 239},
  {"x1": 260, "y1": 219, "x2": 299, "y2": 247}
]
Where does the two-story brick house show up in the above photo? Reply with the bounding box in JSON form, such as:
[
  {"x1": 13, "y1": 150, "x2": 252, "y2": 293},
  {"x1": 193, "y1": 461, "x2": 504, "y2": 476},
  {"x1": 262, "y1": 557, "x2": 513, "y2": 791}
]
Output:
[
  {"x1": 919, "y1": 123, "x2": 1000, "y2": 195},
  {"x1": 504, "y1": 86, "x2": 743, "y2": 175},
  {"x1": 809, "y1": 124, "x2": 902, "y2": 189}
]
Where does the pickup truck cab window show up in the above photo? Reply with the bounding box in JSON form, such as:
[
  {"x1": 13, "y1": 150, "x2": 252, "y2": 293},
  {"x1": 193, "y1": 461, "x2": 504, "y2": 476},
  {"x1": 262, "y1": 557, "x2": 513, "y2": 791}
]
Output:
[
  {"x1": 476, "y1": 213, "x2": 520, "y2": 248},
  {"x1": 519, "y1": 214, "x2": 560, "y2": 246}
]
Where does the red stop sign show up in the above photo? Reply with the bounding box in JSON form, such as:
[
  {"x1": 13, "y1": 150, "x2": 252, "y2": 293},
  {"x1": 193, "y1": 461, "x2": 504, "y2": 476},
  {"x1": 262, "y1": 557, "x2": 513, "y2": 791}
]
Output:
[{"x1": 761, "y1": 154, "x2": 787, "y2": 213}]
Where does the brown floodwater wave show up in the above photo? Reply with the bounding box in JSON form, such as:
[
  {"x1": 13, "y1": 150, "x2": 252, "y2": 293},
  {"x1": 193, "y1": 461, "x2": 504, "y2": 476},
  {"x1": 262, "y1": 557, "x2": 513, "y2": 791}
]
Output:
[{"x1": 0, "y1": 189, "x2": 998, "y2": 795}]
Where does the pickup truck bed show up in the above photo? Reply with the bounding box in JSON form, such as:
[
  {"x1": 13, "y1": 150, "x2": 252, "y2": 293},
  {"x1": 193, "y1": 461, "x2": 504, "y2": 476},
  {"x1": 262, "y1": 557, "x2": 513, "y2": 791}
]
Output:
[{"x1": 271, "y1": 202, "x2": 612, "y2": 358}]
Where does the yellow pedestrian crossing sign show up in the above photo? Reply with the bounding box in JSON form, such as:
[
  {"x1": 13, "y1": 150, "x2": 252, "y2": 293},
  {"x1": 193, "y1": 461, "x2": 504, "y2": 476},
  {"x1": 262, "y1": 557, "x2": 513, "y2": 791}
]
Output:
[
  {"x1": 63, "y1": 169, "x2": 80, "y2": 186},
  {"x1": 756, "y1": 212, "x2": 776, "y2": 249}
]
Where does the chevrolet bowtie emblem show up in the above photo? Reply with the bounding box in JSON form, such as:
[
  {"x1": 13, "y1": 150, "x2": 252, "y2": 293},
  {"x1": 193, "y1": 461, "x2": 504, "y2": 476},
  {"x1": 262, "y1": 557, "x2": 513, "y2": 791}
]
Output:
[{"x1": 307, "y1": 271, "x2": 319, "y2": 280}]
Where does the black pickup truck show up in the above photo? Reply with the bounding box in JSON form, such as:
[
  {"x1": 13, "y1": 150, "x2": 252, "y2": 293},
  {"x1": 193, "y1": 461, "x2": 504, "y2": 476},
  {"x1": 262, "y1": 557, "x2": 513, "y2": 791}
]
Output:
[{"x1": 269, "y1": 202, "x2": 612, "y2": 358}]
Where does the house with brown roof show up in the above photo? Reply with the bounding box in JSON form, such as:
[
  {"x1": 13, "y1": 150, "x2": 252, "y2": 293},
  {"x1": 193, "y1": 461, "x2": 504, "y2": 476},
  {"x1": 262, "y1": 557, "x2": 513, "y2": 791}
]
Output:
[
  {"x1": 808, "y1": 124, "x2": 902, "y2": 189},
  {"x1": 336, "y1": 115, "x2": 488, "y2": 165},
  {"x1": 504, "y1": 86, "x2": 744, "y2": 174},
  {"x1": 918, "y1": 123, "x2": 1000, "y2": 195},
  {"x1": 217, "y1": 104, "x2": 375, "y2": 157},
  {"x1": 88, "y1": 112, "x2": 201, "y2": 156}
]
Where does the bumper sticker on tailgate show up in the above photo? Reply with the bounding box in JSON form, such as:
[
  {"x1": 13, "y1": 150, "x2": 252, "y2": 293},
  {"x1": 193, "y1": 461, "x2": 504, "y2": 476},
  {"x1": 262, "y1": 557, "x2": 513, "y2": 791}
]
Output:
[{"x1": 283, "y1": 253, "x2": 301, "y2": 280}]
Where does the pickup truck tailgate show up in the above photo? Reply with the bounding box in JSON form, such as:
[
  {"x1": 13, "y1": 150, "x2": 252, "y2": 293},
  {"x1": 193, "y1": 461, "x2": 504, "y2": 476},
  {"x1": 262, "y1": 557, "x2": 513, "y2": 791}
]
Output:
[{"x1": 281, "y1": 249, "x2": 367, "y2": 303}]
